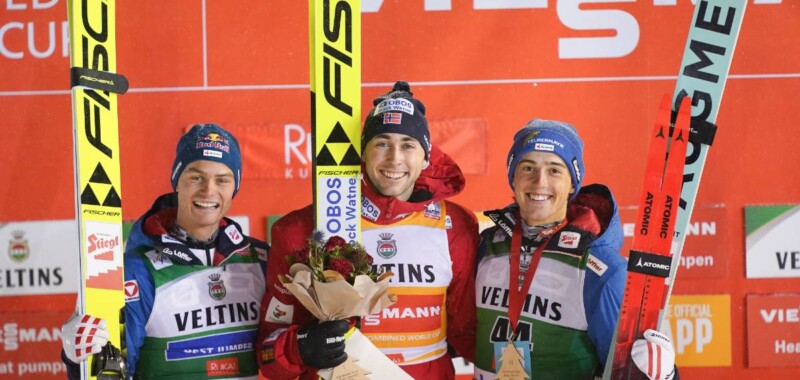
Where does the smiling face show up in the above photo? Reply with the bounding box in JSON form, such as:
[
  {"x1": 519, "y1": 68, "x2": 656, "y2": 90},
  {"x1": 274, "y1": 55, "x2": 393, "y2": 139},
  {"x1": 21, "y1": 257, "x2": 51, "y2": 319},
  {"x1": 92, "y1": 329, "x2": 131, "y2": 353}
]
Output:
[
  {"x1": 512, "y1": 151, "x2": 574, "y2": 227},
  {"x1": 175, "y1": 160, "x2": 235, "y2": 241},
  {"x1": 363, "y1": 133, "x2": 428, "y2": 202}
]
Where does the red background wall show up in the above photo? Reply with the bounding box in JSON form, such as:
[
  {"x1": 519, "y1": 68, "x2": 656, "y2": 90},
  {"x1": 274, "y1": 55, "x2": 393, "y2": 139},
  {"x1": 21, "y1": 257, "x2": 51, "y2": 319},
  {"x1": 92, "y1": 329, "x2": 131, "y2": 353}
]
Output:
[{"x1": 1, "y1": 1, "x2": 799, "y2": 378}]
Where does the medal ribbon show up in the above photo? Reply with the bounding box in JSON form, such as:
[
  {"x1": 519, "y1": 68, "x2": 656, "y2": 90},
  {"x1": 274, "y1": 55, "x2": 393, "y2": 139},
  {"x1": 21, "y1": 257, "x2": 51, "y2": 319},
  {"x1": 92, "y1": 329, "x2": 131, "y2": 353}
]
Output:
[{"x1": 507, "y1": 217, "x2": 568, "y2": 336}]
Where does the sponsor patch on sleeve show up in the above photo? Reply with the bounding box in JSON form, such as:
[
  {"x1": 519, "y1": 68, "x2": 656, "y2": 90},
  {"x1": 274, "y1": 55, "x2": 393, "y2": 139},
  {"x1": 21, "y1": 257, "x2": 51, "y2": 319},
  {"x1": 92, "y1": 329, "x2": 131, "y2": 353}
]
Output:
[
  {"x1": 260, "y1": 346, "x2": 275, "y2": 364},
  {"x1": 124, "y1": 280, "x2": 140, "y2": 302},
  {"x1": 424, "y1": 202, "x2": 441, "y2": 220},
  {"x1": 224, "y1": 225, "x2": 244, "y2": 244},
  {"x1": 265, "y1": 298, "x2": 294, "y2": 324},
  {"x1": 145, "y1": 250, "x2": 173, "y2": 270},
  {"x1": 587, "y1": 254, "x2": 608, "y2": 276}
]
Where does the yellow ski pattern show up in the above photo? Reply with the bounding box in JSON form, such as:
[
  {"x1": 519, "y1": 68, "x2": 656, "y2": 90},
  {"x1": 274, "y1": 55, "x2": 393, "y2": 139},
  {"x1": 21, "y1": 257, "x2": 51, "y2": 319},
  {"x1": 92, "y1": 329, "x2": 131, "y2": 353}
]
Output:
[
  {"x1": 67, "y1": 0, "x2": 124, "y2": 378},
  {"x1": 310, "y1": 0, "x2": 362, "y2": 243}
]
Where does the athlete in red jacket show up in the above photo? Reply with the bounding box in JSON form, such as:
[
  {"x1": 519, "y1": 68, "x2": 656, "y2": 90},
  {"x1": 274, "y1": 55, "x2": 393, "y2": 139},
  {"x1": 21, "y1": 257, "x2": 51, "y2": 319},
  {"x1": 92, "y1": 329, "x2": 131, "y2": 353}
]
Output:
[{"x1": 257, "y1": 81, "x2": 478, "y2": 380}]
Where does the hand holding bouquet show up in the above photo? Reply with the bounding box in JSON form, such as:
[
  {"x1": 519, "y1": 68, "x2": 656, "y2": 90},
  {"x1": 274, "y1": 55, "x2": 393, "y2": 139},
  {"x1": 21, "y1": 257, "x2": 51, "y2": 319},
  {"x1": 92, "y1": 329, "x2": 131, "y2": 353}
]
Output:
[{"x1": 279, "y1": 232, "x2": 405, "y2": 379}]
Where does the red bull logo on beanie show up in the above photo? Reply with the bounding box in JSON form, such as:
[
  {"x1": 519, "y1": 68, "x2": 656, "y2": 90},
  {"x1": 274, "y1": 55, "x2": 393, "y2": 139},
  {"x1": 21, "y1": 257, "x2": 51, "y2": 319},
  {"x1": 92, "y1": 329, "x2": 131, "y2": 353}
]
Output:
[{"x1": 196, "y1": 133, "x2": 231, "y2": 153}]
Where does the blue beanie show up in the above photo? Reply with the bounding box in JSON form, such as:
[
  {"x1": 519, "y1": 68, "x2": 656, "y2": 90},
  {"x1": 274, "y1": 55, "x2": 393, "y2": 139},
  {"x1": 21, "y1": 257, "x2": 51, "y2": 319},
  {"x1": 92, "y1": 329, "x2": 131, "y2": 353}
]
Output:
[
  {"x1": 506, "y1": 119, "x2": 584, "y2": 199},
  {"x1": 170, "y1": 123, "x2": 242, "y2": 197},
  {"x1": 361, "y1": 81, "x2": 431, "y2": 160}
]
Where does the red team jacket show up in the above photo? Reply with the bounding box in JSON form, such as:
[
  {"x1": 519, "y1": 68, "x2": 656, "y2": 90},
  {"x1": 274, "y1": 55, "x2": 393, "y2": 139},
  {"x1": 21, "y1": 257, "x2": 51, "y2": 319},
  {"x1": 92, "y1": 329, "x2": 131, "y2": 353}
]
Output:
[{"x1": 257, "y1": 147, "x2": 478, "y2": 379}]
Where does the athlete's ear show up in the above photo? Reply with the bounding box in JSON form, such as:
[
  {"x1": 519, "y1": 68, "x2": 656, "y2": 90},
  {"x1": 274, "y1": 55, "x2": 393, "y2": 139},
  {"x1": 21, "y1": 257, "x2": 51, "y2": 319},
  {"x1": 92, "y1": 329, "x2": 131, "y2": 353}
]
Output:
[
  {"x1": 422, "y1": 160, "x2": 430, "y2": 170},
  {"x1": 570, "y1": 186, "x2": 575, "y2": 194}
]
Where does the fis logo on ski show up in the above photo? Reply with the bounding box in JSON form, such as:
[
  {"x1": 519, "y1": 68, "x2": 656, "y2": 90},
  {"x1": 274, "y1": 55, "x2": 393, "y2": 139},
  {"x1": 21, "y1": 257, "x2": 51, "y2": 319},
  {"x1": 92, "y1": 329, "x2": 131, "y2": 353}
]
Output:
[
  {"x1": 208, "y1": 273, "x2": 226, "y2": 300},
  {"x1": 376, "y1": 233, "x2": 398, "y2": 259}
]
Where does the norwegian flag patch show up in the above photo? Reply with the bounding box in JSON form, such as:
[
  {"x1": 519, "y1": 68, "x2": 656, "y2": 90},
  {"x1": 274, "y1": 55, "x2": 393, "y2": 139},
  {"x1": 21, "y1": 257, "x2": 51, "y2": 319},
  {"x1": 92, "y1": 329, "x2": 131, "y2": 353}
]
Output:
[{"x1": 383, "y1": 112, "x2": 402, "y2": 125}]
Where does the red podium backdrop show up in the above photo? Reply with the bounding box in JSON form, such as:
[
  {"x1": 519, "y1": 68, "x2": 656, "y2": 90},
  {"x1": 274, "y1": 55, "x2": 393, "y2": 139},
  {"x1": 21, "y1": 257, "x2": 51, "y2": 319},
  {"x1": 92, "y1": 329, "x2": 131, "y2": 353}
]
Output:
[{"x1": 2, "y1": 1, "x2": 799, "y2": 378}]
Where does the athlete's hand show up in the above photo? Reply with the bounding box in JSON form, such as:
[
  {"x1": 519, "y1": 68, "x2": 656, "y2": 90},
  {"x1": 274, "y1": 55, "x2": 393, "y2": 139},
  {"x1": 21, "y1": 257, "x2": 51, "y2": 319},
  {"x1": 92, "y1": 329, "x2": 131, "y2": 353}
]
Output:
[
  {"x1": 61, "y1": 313, "x2": 110, "y2": 363},
  {"x1": 297, "y1": 319, "x2": 349, "y2": 369},
  {"x1": 632, "y1": 329, "x2": 676, "y2": 380}
]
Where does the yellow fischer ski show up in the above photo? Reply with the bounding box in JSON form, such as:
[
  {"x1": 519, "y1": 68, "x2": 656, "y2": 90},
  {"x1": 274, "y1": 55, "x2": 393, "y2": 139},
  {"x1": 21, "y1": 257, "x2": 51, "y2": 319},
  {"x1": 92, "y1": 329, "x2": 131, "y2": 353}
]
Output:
[
  {"x1": 309, "y1": 0, "x2": 362, "y2": 242},
  {"x1": 67, "y1": 0, "x2": 129, "y2": 378}
]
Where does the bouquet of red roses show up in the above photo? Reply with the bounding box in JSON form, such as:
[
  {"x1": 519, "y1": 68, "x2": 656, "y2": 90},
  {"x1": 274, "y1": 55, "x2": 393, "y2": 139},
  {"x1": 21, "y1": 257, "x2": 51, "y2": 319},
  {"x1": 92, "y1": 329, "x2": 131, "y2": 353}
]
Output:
[
  {"x1": 279, "y1": 230, "x2": 396, "y2": 322},
  {"x1": 279, "y1": 232, "x2": 405, "y2": 379}
]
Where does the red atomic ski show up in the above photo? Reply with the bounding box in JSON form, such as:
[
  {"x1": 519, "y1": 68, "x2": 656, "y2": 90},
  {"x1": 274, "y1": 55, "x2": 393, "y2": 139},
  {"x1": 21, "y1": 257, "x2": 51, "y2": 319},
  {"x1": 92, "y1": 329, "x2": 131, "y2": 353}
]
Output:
[{"x1": 610, "y1": 95, "x2": 691, "y2": 380}]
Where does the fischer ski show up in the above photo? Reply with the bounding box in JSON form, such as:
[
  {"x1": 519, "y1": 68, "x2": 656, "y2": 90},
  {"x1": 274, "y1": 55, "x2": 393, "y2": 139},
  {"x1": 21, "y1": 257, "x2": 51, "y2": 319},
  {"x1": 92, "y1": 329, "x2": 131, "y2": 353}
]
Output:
[
  {"x1": 309, "y1": 0, "x2": 362, "y2": 241},
  {"x1": 67, "y1": 0, "x2": 128, "y2": 378},
  {"x1": 609, "y1": 95, "x2": 691, "y2": 380},
  {"x1": 604, "y1": 1, "x2": 747, "y2": 378}
]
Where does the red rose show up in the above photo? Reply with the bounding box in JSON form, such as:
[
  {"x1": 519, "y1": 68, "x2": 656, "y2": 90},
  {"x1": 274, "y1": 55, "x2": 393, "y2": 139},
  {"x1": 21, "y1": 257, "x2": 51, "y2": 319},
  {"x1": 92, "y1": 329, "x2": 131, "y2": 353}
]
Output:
[
  {"x1": 292, "y1": 247, "x2": 310, "y2": 265},
  {"x1": 329, "y1": 258, "x2": 354, "y2": 279},
  {"x1": 324, "y1": 236, "x2": 347, "y2": 252},
  {"x1": 363, "y1": 253, "x2": 374, "y2": 266}
]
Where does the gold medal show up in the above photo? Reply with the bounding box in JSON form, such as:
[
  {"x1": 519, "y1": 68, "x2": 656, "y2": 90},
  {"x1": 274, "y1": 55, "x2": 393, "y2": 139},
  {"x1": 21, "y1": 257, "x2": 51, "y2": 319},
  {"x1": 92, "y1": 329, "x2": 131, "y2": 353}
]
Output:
[{"x1": 496, "y1": 341, "x2": 530, "y2": 380}]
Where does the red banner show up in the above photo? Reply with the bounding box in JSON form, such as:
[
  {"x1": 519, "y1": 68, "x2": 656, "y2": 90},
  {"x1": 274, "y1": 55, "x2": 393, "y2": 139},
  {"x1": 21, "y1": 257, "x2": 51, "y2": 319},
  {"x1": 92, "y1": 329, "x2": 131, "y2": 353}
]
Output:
[
  {"x1": 619, "y1": 205, "x2": 728, "y2": 279},
  {"x1": 0, "y1": 311, "x2": 71, "y2": 378},
  {"x1": 746, "y1": 294, "x2": 800, "y2": 368}
]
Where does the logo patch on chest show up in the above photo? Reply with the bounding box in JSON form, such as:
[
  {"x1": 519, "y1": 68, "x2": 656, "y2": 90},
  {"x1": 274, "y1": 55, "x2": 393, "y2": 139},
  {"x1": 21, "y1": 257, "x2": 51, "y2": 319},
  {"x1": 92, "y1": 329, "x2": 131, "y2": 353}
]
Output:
[
  {"x1": 376, "y1": 232, "x2": 398, "y2": 259},
  {"x1": 557, "y1": 231, "x2": 581, "y2": 249},
  {"x1": 424, "y1": 202, "x2": 441, "y2": 220},
  {"x1": 208, "y1": 273, "x2": 226, "y2": 300}
]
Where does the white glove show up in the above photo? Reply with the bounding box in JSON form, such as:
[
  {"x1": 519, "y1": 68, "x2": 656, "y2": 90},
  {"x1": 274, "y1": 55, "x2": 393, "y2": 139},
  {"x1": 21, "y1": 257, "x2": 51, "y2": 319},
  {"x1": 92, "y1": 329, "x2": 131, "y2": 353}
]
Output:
[
  {"x1": 61, "y1": 313, "x2": 110, "y2": 363},
  {"x1": 631, "y1": 329, "x2": 676, "y2": 380}
]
